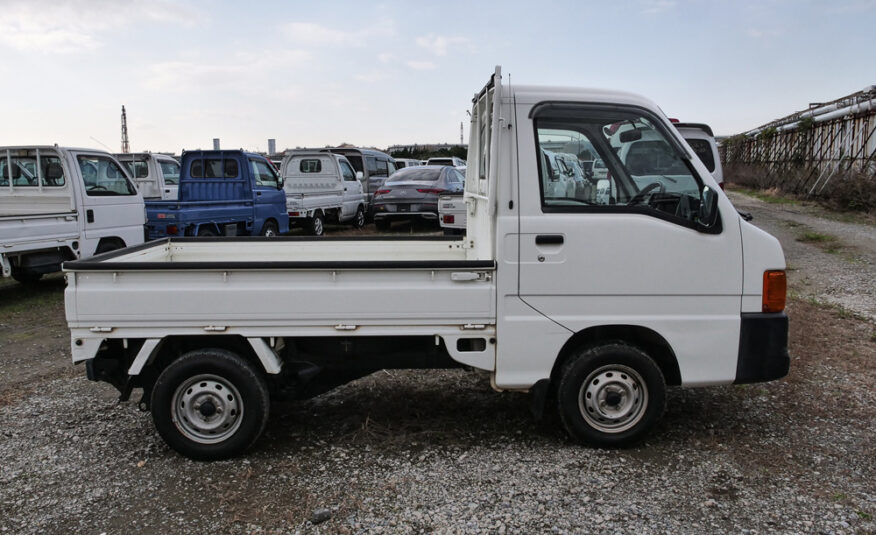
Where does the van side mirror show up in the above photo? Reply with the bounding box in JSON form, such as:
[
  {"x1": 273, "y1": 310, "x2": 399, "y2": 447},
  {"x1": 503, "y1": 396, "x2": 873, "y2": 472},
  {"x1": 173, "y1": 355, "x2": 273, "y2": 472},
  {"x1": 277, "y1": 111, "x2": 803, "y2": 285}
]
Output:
[
  {"x1": 356, "y1": 171, "x2": 364, "y2": 180},
  {"x1": 697, "y1": 186, "x2": 720, "y2": 230}
]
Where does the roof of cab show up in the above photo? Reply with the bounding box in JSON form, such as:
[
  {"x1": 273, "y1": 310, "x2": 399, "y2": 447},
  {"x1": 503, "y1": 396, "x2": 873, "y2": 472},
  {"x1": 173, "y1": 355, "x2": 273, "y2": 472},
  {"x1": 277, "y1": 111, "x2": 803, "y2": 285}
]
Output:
[{"x1": 509, "y1": 85, "x2": 663, "y2": 114}]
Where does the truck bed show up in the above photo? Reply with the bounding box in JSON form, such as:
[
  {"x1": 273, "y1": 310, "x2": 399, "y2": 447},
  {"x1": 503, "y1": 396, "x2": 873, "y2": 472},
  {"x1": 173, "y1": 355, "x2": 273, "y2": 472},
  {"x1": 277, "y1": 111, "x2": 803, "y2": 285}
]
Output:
[{"x1": 64, "y1": 237, "x2": 495, "y2": 330}]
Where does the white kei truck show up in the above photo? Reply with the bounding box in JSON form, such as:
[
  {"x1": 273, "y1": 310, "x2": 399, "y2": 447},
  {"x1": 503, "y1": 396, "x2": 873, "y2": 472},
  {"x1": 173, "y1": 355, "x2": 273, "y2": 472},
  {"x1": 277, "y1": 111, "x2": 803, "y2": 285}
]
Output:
[
  {"x1": 1, "y1": 146, "x2": 145, "y2": 283},
  {"x1": 280, "y1": 150, "x2": 367, "y2": 236},
  {"x1": 63, "y1": 68, "x2": 789, "y2": 460},
  {"x1": 114, "y1": 152, "x2": 181, "y2": 201}
]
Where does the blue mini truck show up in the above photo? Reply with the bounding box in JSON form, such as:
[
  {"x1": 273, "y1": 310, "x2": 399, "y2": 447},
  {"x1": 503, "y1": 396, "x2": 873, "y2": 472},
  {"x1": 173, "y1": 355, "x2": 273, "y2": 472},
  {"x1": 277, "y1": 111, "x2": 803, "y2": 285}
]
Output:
[{"x1": 145, "y1": 150, "x2": 289, "y2": 239}]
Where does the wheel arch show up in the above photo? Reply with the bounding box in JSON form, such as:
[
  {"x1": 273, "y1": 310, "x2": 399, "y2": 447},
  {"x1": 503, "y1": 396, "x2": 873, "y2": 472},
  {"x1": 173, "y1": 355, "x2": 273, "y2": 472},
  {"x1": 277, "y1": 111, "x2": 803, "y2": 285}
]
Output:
[{"x1": 550, "y1": 324, "x2": 681, "y2": 388}]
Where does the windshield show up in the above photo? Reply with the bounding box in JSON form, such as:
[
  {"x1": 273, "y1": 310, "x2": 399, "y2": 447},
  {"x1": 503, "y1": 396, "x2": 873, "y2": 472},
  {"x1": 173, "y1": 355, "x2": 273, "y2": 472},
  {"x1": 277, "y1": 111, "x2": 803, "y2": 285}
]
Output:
[{"x1": 386, "y1": 168, "x2": 441, "y2": 182}]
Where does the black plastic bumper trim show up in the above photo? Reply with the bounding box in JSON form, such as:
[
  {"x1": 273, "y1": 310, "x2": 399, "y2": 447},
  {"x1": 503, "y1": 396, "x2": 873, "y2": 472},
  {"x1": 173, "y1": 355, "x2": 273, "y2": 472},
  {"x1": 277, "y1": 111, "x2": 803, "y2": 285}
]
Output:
[{"x1": 734, "y1": 312, "x2": 790, "y2": 384}]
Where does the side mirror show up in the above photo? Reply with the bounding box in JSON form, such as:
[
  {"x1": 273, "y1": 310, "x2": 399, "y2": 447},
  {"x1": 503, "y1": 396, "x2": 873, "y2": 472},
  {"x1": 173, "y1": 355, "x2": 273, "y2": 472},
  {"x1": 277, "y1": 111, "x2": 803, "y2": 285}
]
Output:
[
  {"x1": 277, "y1": 177, "x2": 284, "y2": 189},
  {"x1": 356, "y1": 171, "x2": 364, "y2": 180},
  {"x1": 697, "y1": 186, "x2": 720, "y2": 230}
]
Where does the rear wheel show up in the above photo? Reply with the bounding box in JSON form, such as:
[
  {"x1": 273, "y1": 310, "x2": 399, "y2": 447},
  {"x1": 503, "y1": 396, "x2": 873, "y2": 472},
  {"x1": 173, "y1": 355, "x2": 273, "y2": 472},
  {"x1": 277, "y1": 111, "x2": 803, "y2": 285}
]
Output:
[
  {"x1": 260, "y1": 220, "x2": 279, "y2": 237},
  {"x1": 197, "y1": 226, "x2": 218, "y2": 237},
  {"x1": 150, "y1": 348, "x2": 270, "y2": 461},
  {"x1": 309, "y1": 212, "x2": 325, "y2": 236},
  {"x1": 352, "y1": 206, "x2": 365, "y2": 229},
  {"x1": 556, "y1": 342, "x2": 665, "y2": 447}
]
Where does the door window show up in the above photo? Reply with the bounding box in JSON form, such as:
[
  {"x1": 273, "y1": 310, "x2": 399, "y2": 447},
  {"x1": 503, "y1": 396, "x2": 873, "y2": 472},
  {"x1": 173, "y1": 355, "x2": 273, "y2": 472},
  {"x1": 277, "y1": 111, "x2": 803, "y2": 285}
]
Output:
[
  {"x1": 77, "y1": 155, "x2": 137, "y2": 195},
  {"x1": 159, "y1": 160, "x2": 180, "y2": 184},
  {"x1": 250, "y1": 159, "x2": 279, "y2": 187},
  {"x1": 534, "y1": 106, "x2": 710, "y2": 227},
  {"x1": 339, "y1": 161, "x2": 357, "y2": 181}
]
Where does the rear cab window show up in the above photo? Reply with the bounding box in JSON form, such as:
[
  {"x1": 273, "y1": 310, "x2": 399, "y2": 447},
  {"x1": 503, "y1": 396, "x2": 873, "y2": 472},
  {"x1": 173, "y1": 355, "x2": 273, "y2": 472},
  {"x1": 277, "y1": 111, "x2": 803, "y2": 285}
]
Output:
[
  {"x1": 684, "y1": 138, "x2": 716, "y2": 172},
  {"x1": 191, "y1": 158, "x2": 239, "y2": 179},
  {"x1": 0, "y1": 151, "x2": 66, "y2": 188}
]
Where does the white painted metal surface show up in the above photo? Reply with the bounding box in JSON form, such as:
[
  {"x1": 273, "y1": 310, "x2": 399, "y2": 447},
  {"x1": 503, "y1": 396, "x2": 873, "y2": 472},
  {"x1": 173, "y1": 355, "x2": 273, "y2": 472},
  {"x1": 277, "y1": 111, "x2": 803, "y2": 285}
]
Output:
[{"x1": 1, "y1": 146, "x2": 145, "y2": 277}]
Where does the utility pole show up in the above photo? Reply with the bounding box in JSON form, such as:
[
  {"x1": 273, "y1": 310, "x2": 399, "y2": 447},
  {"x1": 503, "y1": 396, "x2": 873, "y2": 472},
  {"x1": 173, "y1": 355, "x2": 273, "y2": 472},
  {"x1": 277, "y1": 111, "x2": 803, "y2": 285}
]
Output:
[{"x1": 121, "y1": 105, "x2": 130, "y2": 153}]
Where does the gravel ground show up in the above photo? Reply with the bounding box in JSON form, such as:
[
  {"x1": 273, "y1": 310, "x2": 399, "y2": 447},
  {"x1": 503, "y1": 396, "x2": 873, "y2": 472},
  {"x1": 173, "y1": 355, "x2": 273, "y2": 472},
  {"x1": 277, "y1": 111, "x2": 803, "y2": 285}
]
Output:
[
  {"x1": 1, "y1": 205, "x2": 874, "y2": 534},
  {"x1": 728, "y1": 191, "x2": 876, "y2": 321}
]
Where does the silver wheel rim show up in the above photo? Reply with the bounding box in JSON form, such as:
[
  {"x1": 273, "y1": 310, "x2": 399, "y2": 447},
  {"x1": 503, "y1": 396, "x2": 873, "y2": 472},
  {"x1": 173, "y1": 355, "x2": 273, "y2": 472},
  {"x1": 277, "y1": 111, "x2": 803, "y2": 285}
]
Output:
[
  {"x1": 172, "y1": 374, "x2": 244, "y2": 444},
  {"x1": 264, "y1": 228, "x2": 276, "y2": 237},
  {"x1": 356, "y1": 210, "x2": 364, "y2": 227},
  {"x1": 313, "y1": 217, "x2": 323, "y2": 235},
  {"x1": 578, "y1": 364, "x2": 648, "y2": 433}
]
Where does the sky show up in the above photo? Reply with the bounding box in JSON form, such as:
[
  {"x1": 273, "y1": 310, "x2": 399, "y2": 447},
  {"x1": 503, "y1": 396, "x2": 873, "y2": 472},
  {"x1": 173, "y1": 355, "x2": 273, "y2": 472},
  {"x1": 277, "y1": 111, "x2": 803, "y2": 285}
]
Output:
[{"x1": 0, "y1": 0, "x2": 874, "y2": 154}]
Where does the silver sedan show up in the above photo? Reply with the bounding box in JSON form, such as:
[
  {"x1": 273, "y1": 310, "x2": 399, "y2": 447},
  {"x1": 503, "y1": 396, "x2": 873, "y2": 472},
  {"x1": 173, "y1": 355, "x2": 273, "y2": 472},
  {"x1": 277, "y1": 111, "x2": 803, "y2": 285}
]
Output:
[{"x1": 372, "y1": 166, "x2": 464, "y2": 230}]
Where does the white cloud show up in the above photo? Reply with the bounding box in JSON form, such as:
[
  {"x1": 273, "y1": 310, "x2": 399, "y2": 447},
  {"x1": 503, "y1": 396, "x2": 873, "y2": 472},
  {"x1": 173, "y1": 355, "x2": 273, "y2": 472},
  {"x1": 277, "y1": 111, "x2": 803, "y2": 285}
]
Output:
[
  {"x1": 415, "y1": 34, "x2": 470, "y2": 57},
  {"x1": 406, "y1": 60, "x2": 437, "y2": 71},
  {"x1": 640, "y1": 0, "x2": 677, "y2": 14},
  {"x1": 0, "y1": 0, "x2": 195, "y2": 54},
  {"x1": 281, "y1": 19, "x2": 395, "y2": 48},
  {"x1": 377, "y1": 52, "x2": 395, "y2": 63}
]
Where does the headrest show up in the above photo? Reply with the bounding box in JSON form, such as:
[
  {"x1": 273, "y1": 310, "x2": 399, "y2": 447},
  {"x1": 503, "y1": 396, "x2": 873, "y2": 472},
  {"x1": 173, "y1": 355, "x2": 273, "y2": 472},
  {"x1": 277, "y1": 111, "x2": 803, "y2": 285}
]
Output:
[{"x1": 46, "y1": 162, "x2": 63, "y2": 179}]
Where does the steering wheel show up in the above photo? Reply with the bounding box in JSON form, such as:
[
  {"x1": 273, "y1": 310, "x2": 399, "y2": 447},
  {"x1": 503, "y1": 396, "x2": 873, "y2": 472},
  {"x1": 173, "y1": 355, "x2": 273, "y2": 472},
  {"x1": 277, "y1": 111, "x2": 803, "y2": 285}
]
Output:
[{"x1": 627, "y1": 181, "x2": 665, "y2": 205}]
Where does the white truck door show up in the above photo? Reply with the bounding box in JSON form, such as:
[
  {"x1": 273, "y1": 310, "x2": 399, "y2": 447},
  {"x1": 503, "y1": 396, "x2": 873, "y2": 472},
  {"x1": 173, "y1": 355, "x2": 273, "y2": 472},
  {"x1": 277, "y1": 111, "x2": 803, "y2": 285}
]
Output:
[
  {"x1": 338, "y1": 159, "x2": 362, "y2": 218},
  {"x1": 73, "y1": 151, "x2": 144, "y2": 251},
  {"x1": 156, "y1": 157, "x2": 180, "y2": 200},
  {"x1": 508, "y1": 102, "x2": 744, "y2": 388}
]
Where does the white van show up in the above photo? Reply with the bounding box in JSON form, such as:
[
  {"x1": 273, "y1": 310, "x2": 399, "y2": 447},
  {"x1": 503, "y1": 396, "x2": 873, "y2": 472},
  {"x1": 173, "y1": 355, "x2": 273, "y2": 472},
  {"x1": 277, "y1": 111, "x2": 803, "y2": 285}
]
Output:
[
  {"x1": 115, "y1": 152, "x2": 180, "y2": 200},
  {"x1": 1, "y1": 146, "x2": 144, "y2": 282},
  {"x1": 394, "y1": 158, "x2": 423, "y2": 169},
  {"x1": 427, "y1": 156, "x2": 466, "y2": 167},
  {"x1": 674, "y1": 123, "x2": 724, "y2": 188},
  {"x1": 281, "y1": 151, "x2": 367, "y2": 235}
]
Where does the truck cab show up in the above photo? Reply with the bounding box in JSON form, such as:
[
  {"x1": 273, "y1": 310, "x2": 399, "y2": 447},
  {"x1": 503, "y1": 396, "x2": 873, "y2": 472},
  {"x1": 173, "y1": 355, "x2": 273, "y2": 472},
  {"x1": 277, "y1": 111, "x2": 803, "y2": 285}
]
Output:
[
  {"x1": 1, "y1": 146, "x2": 144, "y2": 282},
  {"x1": 115, "y1": 152, "x2": 181, "y2": 200},
  {"x1": 145, "y1": 150, "x2": 289, "y2": 238}
]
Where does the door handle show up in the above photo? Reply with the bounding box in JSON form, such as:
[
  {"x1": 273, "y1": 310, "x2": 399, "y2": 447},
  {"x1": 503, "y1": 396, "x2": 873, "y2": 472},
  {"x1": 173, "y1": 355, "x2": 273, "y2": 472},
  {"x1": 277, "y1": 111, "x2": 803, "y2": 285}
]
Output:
[
  {"x1": 256, "y1": 191, "x2": 262, "y2": 196},
  {"x1": 535, "y1": 234, "x2": 563, "y2": 245},
  {"x1": 86, "y1": 209, "x2": 94, "y2": 223}
]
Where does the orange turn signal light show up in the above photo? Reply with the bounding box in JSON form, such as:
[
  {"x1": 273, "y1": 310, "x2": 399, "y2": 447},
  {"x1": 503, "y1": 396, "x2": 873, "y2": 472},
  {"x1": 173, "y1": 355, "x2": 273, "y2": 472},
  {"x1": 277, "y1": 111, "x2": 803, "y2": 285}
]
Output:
[{"x1": 762, "y1": 270, "x2": 786, "y2": 313}]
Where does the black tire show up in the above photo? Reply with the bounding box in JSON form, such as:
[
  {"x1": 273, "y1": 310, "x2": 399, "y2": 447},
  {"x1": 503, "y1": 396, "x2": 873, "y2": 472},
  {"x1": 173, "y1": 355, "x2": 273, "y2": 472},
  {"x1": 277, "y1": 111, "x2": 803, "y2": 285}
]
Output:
[
  {"x1": 352, "y1": 206, "x2": 365, "y2": 229},
  {"x1": 11, "y1": 267, "x2": 42, "y2": 284},
  {"x1": 197, "y1": 226, "x2": 218, "y2": 237},
  {"x1": 150, "y1": 348, "x2": 270, "y2": 461},
  {"x1": 260, "y1": 220, "x2": 279, "y2": 237},
  {"x1": 309, "y1": 212, "x2": 325, "y2": 236},
  {"x1": 375, "y1": 218, "x2": 390, "y2": 231},
  {"x1": 95, "y1": 239, "x2": 123, "y2": 254},
  {"x1": 556, "y1": 342, "x2": 665, "y2": 447}
]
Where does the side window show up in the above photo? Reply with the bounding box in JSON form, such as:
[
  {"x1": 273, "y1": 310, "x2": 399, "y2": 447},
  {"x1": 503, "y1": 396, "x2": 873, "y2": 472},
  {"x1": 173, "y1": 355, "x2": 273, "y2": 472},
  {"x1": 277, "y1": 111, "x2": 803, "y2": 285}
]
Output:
[
  {"x1": 534, "y1": 108, "x2": 706, "y2": 226},
  {"x1": 77, "y1": 155, "x2": 137, "y2": 196},
  {"x1": 374, "y1": 158, "x2": 389, "y2": 177},
  {"x1": 159, "y1": 160, "x2": 180, "y2": 185},
  {"x1": 387, "y1": 160, "x2": 397, "y2": 175},
  {"x1": 339, "y1": 161, "x2": 357, "y2": 181},
  {"x1": 365, "y1": 156, "x2": 378, "y2": 176},
  {"x1": 250, "y1": 159, "x2": 279, "y2": 187}
]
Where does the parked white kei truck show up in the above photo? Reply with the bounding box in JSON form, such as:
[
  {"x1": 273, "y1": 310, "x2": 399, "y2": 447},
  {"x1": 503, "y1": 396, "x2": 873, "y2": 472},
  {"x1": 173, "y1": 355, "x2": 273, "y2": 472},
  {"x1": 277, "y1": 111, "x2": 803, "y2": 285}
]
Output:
[
  {"x1": 280, "y1": 150, "x2": 367, "y2": 235},
  {"x1": 1, "y1": 146, "x2": 144, "y2": 283},
  {"x1": 115, "y1": 152, "x2": 181, "y2": 200},
  {"x1": 63, "y1": 68, "x2": 789, "y2": 460}
]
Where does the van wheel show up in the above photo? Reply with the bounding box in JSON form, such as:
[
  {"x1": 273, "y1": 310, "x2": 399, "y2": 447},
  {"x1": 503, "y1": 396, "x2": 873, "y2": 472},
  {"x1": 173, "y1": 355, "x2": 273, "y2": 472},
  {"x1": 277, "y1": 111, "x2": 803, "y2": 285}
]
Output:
[
  {"x1": 352, "y1": 206, "x2": 365, "y2": 229},
  {"x1": 11, "y1": 267, "x2": 42, "y2": 284},
  {"x1": 260, "y1": 220, "x2": 279, "y2": 237},
  {"x1": 309, "y1": 212, "x2": 325, "y2": 236},
  {"x1": 375, "y1": 218, "x2": 390, "y2": 231},
  {"x1": 150, "y1": 348, "x2": 270, "y2": 461},
  {"x1": 556, "y1": 343, "x2": 665, "y2": 447}
]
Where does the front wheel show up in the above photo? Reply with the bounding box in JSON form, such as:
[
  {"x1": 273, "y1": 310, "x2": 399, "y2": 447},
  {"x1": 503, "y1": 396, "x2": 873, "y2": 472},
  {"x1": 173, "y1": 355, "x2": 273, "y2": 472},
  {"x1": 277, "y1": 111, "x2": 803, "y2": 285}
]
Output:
[
  {"x1": 150, "y1": 348, "x2": 270, "y2": 460},
  {"x1": 260, "y1": 220, "x2": 279, "y2": 237},
  {"x1": 557, "y1": 343, "x2": 665, "y2": 447}
]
